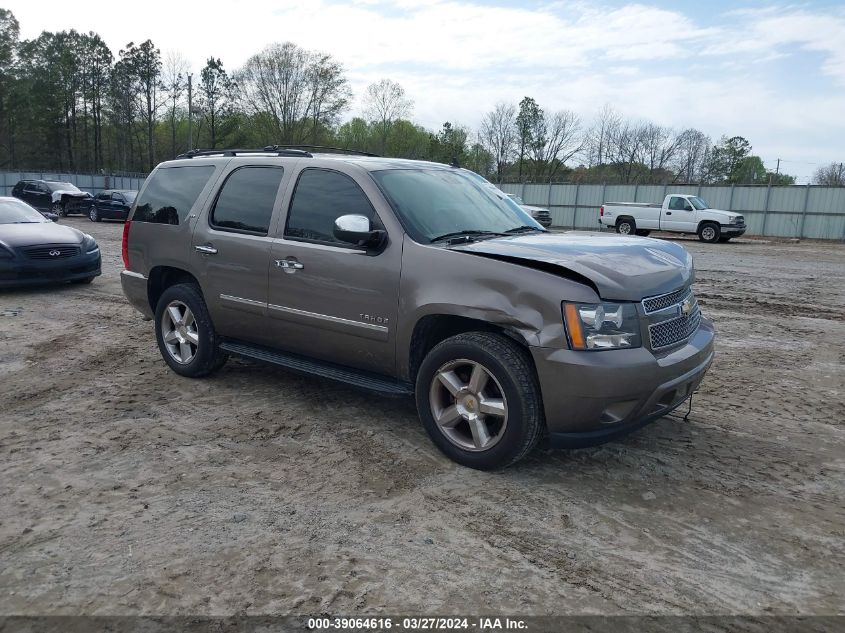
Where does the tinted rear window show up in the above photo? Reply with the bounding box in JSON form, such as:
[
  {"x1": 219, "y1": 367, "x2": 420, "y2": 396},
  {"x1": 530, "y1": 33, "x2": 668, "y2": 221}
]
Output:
[{"x1": 133, "y1": 166, "x2": 215, "y2": 225}]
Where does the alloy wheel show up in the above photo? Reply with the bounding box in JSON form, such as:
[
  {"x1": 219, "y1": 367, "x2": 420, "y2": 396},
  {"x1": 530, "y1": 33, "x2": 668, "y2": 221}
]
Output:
[
  {"x1": 161, "y1": 300, "x2": 199, "y2": 364},
  {"x1": 618, "y1": 222, "x2": 632, "y2": 235},
  {"x1": 702, "y1": 226, "x2": 716, "y2": 241},
  {"x1": 428, "y1": 359, "x2": 508, "y2": 452}
]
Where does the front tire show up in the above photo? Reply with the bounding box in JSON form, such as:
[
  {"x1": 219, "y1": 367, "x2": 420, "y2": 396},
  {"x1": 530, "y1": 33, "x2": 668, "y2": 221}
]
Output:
[
  {"x1": 698, "y1": 222, "x2": 721, "y2": 243},
  {"x1": 89, "y1": 207, "x2": 101, "y2": 222},
  {"x1": 616, "y1": 218, "x2": 635, "y2": 235},
  {"x1": 415, "y1": 332, "x2": 544, "y2": 470},
  {"x1": 154, "y1": 283, "x2": 228, "y2": 378},
  {"x1": 52, "y1": 201, "x2": 67, "y2": 217}
]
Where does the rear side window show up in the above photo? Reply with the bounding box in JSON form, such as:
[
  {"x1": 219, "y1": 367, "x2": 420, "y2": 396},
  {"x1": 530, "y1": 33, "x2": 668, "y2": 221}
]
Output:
[
  {"x1": 210, "y1": 166, "x2": 284, "y2": 235},
  {"x1": 133, "y1": 166, "x2": 215, "y2": 225},
  {"x1": 285, "y1": 169, "x2": 378, "y2": 244}
]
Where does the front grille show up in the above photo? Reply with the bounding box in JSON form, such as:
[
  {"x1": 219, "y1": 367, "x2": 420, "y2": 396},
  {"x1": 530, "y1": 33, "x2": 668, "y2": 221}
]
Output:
[
  {"x1": 642, "y1": 286, "x2": 689, "y2": 313},
  {"x1": 649, "y1": 304, "x2": 701, "y2": 350},
  {"x1": 23, "y1": 245, "x2": 80, "y2": 260},
  {"x1": 534, "y1": 210, "x2": 551, "y2": 218}
]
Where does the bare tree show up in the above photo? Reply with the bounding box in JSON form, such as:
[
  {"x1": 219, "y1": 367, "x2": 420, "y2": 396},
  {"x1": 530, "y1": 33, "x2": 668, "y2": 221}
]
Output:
[
  {"x1": 479, "y1": 102, "x2": 516, "y2": 183},
  {"x1": 363, "y1": 79, "x2": 413, "y2": 154},
  {"x1": 640, "y1": 122, "x2": 682, "y2": 179},
  {"x1": 306, "y1": 53, "x2": 351, "y2": 143},
  {"x1": 162, "y1": 50, "x2": 188, "y2": 158},
  {"x1": 584, "y1": 104, "x2": 621, "y2": 167},
  {"x1": 674, "y1": 128, "x2": 711, "y2": 183},
  {"x1": 530, "y1": 110, "x2": 583, "y2": 181},
  {"x1": 237, "y1": 42, "x2": 350, "y2": 145},
  {"x1": 813, "y1": 162, "x2": 845, "y2": 186},
  {"x1": 606, "y1": 120, "x2": 646, "y2": 183}
]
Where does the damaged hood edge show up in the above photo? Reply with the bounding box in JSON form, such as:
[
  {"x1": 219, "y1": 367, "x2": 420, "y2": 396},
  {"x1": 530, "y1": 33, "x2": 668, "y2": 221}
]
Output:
[{"x1": 452, "y1": 233, "x2": 694, "y2": 302}]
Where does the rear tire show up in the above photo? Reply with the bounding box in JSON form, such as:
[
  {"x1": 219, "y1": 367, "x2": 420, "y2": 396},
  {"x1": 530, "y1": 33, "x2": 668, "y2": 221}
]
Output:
[
  {"x1": 616, "y1": 218, "x2": 635, "y2": 235},
  {"x1": 415, "y1": 332, "x2": 544, "y2": 470},
  {"x1": 698, "y1": 222, "x2": 721, "y2": 243},
  {"x1": 154, "y1": 283, "x2": 228, "y2": 378}
]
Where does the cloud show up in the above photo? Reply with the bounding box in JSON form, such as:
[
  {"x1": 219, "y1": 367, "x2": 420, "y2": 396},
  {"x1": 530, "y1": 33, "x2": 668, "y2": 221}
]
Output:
[{"x1": 5, "y1": 0, "x2": 844, "y2": 181}]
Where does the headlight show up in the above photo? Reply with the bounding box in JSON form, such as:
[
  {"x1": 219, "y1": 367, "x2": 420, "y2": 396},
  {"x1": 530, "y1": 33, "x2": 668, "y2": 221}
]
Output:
[
  {"x1": 563, "y1": 302, "x2": 642, "y2": 350},
  {"x1": 82, "y1": 234, "x2": 99, "y2": 253}
]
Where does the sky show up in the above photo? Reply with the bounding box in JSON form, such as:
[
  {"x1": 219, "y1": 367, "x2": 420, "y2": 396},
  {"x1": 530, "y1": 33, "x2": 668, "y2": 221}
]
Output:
[{"x1": 5, "y1": 0, "x2": 845, "y2": 183}]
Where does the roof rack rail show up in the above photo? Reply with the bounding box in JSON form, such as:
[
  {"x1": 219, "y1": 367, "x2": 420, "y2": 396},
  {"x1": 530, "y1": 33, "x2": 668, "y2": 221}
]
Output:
[
  {"x1": 263, "y1": 145, "x2": 379, "y2": 157},
  {"x1": 176, "y1": 148, "x2": 312, "y2": 159}
]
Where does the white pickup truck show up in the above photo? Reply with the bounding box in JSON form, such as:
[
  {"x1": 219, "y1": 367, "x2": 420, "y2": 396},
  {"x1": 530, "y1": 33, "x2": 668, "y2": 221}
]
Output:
[{"x1": 599, "y1": 194, "x2": 746, "y2": 243}]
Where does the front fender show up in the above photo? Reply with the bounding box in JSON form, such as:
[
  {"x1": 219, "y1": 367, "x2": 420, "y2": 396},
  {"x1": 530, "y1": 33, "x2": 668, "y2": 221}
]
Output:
[{"x1": 396, "y1": 235, "x2": 599, "y2": 381}]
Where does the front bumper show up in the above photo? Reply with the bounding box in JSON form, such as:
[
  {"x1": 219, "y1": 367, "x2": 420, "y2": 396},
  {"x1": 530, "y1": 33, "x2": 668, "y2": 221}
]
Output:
[
  {"x1": 120, "y1": 270, "x2": 154, "y2": 319},
  {"x1": 721, "y1": 224, "x2": 746, "y2": 237},
  {"x1": 64, "y1": 197, "x2": 94, "y2": 214},
  {"x1": 0, "y1": 250, "x2": 101, "y2": 288},
  {"x1": 531, "y1": 317, "x2": 715, "y2": 447}
]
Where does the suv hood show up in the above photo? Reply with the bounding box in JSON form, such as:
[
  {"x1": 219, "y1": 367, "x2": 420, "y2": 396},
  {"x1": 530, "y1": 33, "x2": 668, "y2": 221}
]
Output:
[
  {"x1": 452, "y1": 232, "x2": 693, "y2": 301},
  {"x1": 51, "y1": 190, "x2": 91, "y2": 203}
]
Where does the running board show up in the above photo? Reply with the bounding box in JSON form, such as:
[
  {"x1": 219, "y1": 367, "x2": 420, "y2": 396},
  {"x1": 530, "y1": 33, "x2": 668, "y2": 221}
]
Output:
[{"x1": 219, "y1": 340, "x2": 414, "y2": 397}]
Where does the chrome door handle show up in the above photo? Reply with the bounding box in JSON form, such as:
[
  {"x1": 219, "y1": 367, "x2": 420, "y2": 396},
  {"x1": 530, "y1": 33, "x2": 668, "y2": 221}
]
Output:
[
  {"x1": 275, "y1": 259, "x2": 304, "y2": 270},
  {"x1": 195, "y1": 244, "x2": 218, "y2": 254}
]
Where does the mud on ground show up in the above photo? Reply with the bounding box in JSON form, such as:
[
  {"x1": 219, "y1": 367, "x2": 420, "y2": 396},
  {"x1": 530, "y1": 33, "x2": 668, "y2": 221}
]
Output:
[{"x1": 0, "y1": 218, "x2": 843, "y2": 615}]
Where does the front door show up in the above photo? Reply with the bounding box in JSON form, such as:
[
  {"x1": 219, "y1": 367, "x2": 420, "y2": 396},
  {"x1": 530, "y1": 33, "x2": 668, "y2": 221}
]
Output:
[
  {"x1": 267, "y1": 166, "x2": 402, "y2": 375},
  {"x1": 190, "y1": 164, "x2": 288, "y2": 348},
  {"x1": 661, "y1": 196, "x2": 698, "y2": 232}
]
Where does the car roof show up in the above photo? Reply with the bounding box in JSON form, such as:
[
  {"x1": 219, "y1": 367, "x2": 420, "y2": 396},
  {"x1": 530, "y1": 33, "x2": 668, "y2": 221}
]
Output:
[{"x1": 158, "y1": 153, "x2": 455, "y2": 173}]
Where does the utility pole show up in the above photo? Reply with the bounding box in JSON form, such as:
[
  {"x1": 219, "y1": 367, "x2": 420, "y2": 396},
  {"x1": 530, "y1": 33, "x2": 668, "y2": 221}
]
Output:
[
  {"x1": 776, "y1": 158, "x2": 781, "y2": 175},
  {"x1": 187, "y1": 73, "x2": 193, "y2": 151}
]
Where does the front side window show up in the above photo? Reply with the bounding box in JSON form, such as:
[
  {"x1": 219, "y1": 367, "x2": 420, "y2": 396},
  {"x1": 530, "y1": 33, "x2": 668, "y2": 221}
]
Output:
[
  {"x1": 285, "y1": 169, "x2": 379, "y2": 245},
  {"x1": 211, "y1": 166, "x2": 284, "y2": 235},
  {"x1": 668, "y1": 196, "x2": 686, "y2": 211},
  {"x1": 133, "y1": 166, "x2": 215, "y2": 225}
]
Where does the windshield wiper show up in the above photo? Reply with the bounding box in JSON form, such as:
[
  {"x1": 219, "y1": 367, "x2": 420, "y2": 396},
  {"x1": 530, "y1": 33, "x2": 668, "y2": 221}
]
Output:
[
  {"x1": 504, "y1": 225, "x2": 545, "y2": 234},
  {"x1": 430, "y1": 230, "x2": 507, "y2": 244}
]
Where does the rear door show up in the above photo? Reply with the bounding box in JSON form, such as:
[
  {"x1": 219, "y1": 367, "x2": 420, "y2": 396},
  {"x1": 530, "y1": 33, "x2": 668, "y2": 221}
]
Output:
[
  {"x1": 661, "y1": 196, "x2": 697, "y2": 232},
  {"x1": 266, "y1": 165, "x2": 402, "y2": 375},
  {"x1": 190, "y1": 162, "x2": 291, "y2": 348},
  {"x1": 25, "y1": 183, "x2": 50, "y2": 210}
]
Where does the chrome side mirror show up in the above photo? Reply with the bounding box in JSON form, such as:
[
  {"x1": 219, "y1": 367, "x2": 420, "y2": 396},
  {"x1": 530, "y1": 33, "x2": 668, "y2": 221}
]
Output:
[{"x1": 333, "y1": 214, "x2": 386, "y2": 250}]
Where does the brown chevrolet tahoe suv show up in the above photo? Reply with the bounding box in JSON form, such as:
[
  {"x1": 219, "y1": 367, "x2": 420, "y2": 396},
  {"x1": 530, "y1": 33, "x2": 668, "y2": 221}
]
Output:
[{"x1": 121, "y1": 147, "x2": 714, "y2": 470}]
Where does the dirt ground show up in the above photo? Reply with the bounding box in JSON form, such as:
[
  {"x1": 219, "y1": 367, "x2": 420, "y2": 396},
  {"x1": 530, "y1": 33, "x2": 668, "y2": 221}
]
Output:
[{"x1": 0, "y1": 217, "x2": 843, "y2": 617}]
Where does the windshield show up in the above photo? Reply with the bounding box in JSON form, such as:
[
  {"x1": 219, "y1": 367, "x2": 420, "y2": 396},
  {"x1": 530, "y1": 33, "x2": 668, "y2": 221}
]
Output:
[
  {"x1": 689, "y1": 196, "x2": 709, "y2": 210},
  {"x1": 46, "y1": 181, "x2": 81, "y2": 193},
  {"x1": 371, "y1": 169, "x2": 542, "y2": 243},
  {"x1": 507, "y1": 194, "x2": 525, "y2": 205},
  {"x1": 0, "y1": 198, "x2": 48, "y2": 224}
]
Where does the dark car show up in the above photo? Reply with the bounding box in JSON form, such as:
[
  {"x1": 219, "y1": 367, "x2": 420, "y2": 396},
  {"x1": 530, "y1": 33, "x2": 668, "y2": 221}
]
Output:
[
  {"x1": 11, "y1": 179, "x2": 94, "y2": 217},
  {"x1": 0, "y1": 197, "x2": 101, "y2": 288},
  {"x1": 88, "y1": 190, "x2": 137, "y2": 222}
]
